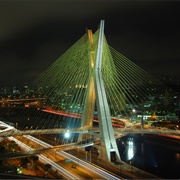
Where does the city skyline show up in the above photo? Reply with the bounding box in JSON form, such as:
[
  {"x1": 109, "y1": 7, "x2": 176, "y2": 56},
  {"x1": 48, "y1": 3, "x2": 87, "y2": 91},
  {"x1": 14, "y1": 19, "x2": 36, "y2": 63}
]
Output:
[{"x1": 0, "y1": 0, "x2": 180, "y2": 86}]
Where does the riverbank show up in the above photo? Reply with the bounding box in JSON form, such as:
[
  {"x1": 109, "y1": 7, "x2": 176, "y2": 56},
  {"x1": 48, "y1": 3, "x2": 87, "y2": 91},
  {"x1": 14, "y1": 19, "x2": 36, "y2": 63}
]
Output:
[{"x1": 158, "y1": 134, "x2": 180, "y2": 139}]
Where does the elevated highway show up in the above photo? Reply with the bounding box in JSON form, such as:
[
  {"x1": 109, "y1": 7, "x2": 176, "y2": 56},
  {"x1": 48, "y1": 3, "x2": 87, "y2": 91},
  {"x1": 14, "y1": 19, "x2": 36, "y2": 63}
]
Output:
[{"x1": 1, "y1": 120, "x2": 180, "y2": 137}]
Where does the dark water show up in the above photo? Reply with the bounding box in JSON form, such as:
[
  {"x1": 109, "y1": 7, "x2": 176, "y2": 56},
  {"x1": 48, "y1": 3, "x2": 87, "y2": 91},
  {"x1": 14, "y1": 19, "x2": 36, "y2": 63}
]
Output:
[{"x1": 117, "y1": 134, "x2": 180, "y2": 179}]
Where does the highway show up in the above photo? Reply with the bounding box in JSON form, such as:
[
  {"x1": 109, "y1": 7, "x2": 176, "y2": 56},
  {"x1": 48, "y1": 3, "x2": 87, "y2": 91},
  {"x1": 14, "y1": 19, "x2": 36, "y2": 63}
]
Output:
[
  {"x1": 8, "y1": 136, "x2": 78, "y2": 179},
  {"x1": 8, "y1": 135, "x2": 122, "y2": 179}
]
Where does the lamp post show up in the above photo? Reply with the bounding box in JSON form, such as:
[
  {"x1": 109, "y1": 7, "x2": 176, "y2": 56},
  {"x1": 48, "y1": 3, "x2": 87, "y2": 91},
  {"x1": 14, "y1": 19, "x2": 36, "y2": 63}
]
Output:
[
  {"x1": 132, "y1": 109, "x2": 136, "y2": 121},
  {"x1": 141, "y1": 111, "x2": 144, "y2": 129},
  {"x1": 85, "y1": 151, "x2": 87, "y2": 161},
  {"x1": 64, "y1": 129, "x2": 70, "y2": 144},
  {"x1": 90, "y1": 150, "x2": 91, "y2": 163},
  {"x1": 54, "y1": 137, "x2": 56, "y2": 146}
]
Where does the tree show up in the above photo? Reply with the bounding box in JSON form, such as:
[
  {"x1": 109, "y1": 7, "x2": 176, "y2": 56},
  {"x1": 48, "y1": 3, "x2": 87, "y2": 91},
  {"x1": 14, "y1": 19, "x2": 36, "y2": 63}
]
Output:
[{"x1": 45, "y1": 163, "x2": 52, "y2": 172}]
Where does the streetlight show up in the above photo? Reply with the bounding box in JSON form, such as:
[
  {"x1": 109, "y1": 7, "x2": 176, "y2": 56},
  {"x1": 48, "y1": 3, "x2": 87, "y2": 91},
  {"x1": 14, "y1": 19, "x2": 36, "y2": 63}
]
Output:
[
  {"x1": 64, "y1": 129, "x2": 70, "y2": 144},
  {"x1": 64, "y1": 130, "x2": 70, "y2": 138},
  {"x1": 90, "y1": 150, "x2": 91, "y2": 163},
  {"x1": 132, "y1": 109, "x2": 136, "y2": 121}
]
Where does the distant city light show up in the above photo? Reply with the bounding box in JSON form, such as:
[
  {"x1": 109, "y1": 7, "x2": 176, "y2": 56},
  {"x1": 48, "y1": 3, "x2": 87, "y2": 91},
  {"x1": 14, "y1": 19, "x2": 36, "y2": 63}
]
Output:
[{"x1": 132, "y1": 109, "x2": 136, "y2": 113}]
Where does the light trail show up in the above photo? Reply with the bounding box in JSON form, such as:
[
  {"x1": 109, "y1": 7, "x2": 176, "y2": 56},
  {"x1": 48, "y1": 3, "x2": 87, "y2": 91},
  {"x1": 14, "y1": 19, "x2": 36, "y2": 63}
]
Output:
[
  {"x1": 7, "y1": 136, "x2": 79, "y2": 180},
  {"x1": 24, "y1": 135, "x2": 122, "y2": 179},
  {"x1": 60, "y1": 151, "x2": 121, "y2": 180},
  {"x1": 41, "y1": 107, "x2": 124, "y2": 128}
]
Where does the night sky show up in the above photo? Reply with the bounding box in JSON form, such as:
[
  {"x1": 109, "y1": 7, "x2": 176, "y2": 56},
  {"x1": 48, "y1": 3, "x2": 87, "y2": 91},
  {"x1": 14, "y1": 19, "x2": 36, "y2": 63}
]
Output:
[{"x1": 0, "y1": 0, "x2": 180, "y2": 86}]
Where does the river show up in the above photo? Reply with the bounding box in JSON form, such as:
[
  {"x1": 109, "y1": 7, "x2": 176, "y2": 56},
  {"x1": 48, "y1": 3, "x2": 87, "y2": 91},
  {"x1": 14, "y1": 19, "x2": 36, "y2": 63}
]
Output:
[{"x1": 117, "y1": 134, "x2": 180, "y2": 179}]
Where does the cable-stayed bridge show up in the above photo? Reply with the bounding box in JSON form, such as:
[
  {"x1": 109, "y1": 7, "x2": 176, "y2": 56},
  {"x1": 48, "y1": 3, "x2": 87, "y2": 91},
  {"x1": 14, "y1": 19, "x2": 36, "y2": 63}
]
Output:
[{"x1": 0, "y1": 20, "x2": 179, "y2": 163}]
